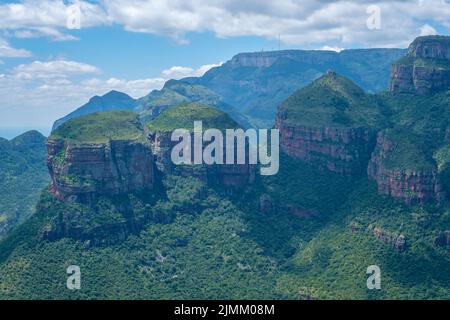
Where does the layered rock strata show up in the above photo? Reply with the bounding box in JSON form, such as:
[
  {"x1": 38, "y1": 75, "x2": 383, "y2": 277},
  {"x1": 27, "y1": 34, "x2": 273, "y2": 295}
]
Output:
[
  {"x1": 276, "y1": 116, "x2": 376, "y2": 175},
  {"x1": 47, "y1": 138, "x2": 155, "y2": 202},
  {"x1": 390, "y1": 36, "x2": 450, "y2": 95},
  {"x1": 367, "y1": 132, "x2": 444, "y2": 205}
]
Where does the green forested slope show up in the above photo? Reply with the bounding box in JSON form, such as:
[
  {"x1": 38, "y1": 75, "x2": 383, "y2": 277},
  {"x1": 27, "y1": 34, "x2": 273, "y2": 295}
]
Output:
[
  {"x1": 0, "y1": 131, "x2": 49, "y2": 239},
  {"x1": 0, "y1": 153, "x2": 449, "y2": 299}
]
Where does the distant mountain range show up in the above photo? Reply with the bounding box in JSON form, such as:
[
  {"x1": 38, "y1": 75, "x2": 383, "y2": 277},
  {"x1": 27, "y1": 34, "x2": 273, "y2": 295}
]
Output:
[
  {"x1": 52, "y1": 48, "x2": 406, "y2": 130},
  {"x1": 52, "y1": 90, "x2": 137, "y2": 131}
]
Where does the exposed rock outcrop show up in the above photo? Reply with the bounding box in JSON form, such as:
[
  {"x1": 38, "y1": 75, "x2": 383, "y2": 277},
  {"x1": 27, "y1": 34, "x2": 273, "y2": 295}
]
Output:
[
  {"x1": 390, "y1": 36, "x2": 450, "y2": 95},
  {"x1": 47, "y1": 138, "x2": 155, "y2": 202},
  {"x1": 408, "y1": 36, "x2": 450, "y2": 60},
  {"x1": 275, "y1": 71, "x2": 381, "y2": 176},
  {"x1": 148, "y1": 131, "x2": 255, "y2": 189},
  {"x1": 368, "y1": 225, "x2": 406, "y2": 251},
  {"x1": 367, "y1": 131, "x2": 444, "y2": 205},
  {"x1": 276, "y1": 118, "x2": 376, "y2": 175}
]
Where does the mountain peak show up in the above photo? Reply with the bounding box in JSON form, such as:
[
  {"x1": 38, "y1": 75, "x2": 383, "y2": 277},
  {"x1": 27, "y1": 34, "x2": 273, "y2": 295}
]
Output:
[
  {"x1": 103, "y1": 90, "x2": 132, "y2": 98},
  {"x1": 10, "y1": 130, "x2": 46, "y2": 146},
  {"x1": 52, "y1": 90, "x2": 137, "y2": 132},
  {"x1": 314, "y1": 71, "x2": 365, "y2": 98},
  {"x1": 278, "y1": 72, "x2": 379, "y2": 128}
]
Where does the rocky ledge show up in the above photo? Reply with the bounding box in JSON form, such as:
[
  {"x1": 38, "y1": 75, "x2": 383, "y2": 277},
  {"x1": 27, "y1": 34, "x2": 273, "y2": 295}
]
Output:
[
  {"x1": 276, "y1": 117, "x2": 376, "y2": 175},
  {"x1": 47, "y1": 110, "x2": 155, "y2": 203},
  {"x1": 47, "y1": 138, "x2": 155, "y2": 202},
  {"x1": 368, "y1": 225, "x2": 406, "y2": 251},
  {"x1": 390, "y1": 35, "x2": 450, "y2": 95},
  {"x1": 146, "y1": 103, "x2": 256, "y2": 189},
  {"x1": 148, "y1": 131, "x2": 255, "y2": 188},
  {"x1": 367, "y1": 131, "x2": 444, "y2": 205}
]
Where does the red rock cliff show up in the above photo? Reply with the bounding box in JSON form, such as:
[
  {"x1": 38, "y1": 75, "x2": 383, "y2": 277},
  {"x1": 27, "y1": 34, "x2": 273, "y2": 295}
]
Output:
[
  {"x1": 367, "y1": 131, "x2": 444, "y2": 205},
  {"x1": 148, "y1": 131, "x2": 255, "y2": 188},
  {"x1": 47, "y1": 138, "x2": 155, "y2": 202},
  {"x1": 390, "y1": 36, "x2": 450, "y2": 95},
  {"x1": 276, "y1": 116, "x2": 376, "y2": 175}
]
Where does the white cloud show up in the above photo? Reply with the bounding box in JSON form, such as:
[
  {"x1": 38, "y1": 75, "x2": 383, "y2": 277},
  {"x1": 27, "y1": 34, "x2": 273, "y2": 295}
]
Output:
[
  {"x1": 14, "y1": 27, "x2": 79, "y2": 41},
  {"x1": 0, "y1": 59, "x2": 221, "y2": 128},
  {"x1": 13, "y1": 60, "x2": 100, "y2": 79},
  {"x1": 420, "y1": 24, "x2": 438, "y2": 37},
  {"x1": 0, "y1": 0, "x2": 107, "y2": 41},
  {"x1": 161, "y1": 63, "x2": 222, "y2": 79},
  {"x1": 0, "y1": 38, "x2": 32, "y2": 57},
  {"x1": 100, "y1": 0, "x2": 450, "y2": 47},
  {"x1": 321, "y1": 45, "x2": 344, "y2": 52},
  {"x1": 0, "y1": 1, "x2": 449, "y2": 47}
]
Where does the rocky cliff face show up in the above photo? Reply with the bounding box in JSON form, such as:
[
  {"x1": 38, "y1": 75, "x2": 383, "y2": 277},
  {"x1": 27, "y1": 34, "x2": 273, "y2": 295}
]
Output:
[
  {"x1": 408, "y1": 36, "x2": 450, "y2": 60},
  {"x1": 229, "y1": 50, "x2": 337, "y2": 68},
  {"x1": 276, "y1": 113, "x2": 376, "y2": 176},
  {"x1": 47, "y1": 138, "x2": 155, "y2": 202},
  {"x1": 148, "y1": 131, "x2": 255, "y2": 188},
  {"x1": 390, "y1": 36, "x2": 450, "y2": 95},
  {"x1": 367, "y1": 131, "x2": 444, "y2": 205},
  {"x1": 368, "y1": 225, "x2": 406, "y2": 251}
]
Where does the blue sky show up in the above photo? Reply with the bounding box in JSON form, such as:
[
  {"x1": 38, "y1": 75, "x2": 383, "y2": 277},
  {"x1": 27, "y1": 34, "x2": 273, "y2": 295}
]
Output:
[
  {"x1": 4, "y1": 27, "x2": 281, "y2": 79},
  {"x1": 0, "y1": 0, "x2": 449, "y2": 138}
]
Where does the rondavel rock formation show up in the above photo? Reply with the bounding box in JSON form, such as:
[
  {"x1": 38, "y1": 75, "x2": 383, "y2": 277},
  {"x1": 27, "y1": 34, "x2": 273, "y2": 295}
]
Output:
[
  {"x1": 47, "y1": 104, "x2": 254, "y2": 204},
  {"x1": 275, "y1": 120, "x2": 376, "y2": 175},
  {"x1": 367, "y1": 131, "x2": 444, "y2": 205},
  {"x1": 46, "y1": 138, "x2": 155, "y2": 202},
  {"x1": 276, "y1": 36, "x2": 450, "y2": 205},
  {"x1": 147, "y1": 130, "x2": 255, "y2": 188},
  {"x1": 275, "y1": 69, "x2": 379, "y2": 176},
  {"x1": 390, "y1": 36, "x2": 450, "y2": 95},
  {"x1": 44, "y1": 106, "x2": 254, "y2": 244}
]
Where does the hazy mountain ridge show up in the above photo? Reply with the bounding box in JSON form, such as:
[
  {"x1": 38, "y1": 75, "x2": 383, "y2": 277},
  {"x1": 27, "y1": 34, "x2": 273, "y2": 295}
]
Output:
[
  {"x1": 183, "y1": 48, "x2": 406, "y2": 127},
  {"x1": 52, "y1": 48, "x2": 406, "y2": 131},
  {"x1": 52, "y1": 91, "x2": 137, "y2": 131}
]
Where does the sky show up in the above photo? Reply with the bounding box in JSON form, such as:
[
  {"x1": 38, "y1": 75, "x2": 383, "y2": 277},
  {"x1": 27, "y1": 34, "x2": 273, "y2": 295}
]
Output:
[{"x1": 0, "y1": 0, "x2": 449, "y2": 138}]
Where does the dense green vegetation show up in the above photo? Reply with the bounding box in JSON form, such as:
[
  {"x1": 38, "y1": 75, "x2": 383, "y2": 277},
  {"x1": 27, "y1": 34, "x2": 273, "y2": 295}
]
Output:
[
  {"x1": 278, "y1": 73, "x2": 385, "y2": 128},
  {"x1": 1, "y1": 39, "x2": 449, "y2": 299},
  {"x1": 397, "y1": 56, "x2": 450, "y2": 70},
  {"x1": 0, "y1": 152, "x2": 449, "y2": 299},
  {"x1": 136, "y1": 80, "x2": 221, "y2": 116},
  {"x1": 50, "y1": 110, "x2": 144, "y2": 143},
  {"x1": 146, "y1": 102, "x2": 239, "y2": 132},
  {"x1": 52, "y1": 90, "x2": 137, "y2": 131},
  {"x1": 0, "y1": 131, "x2": 49, "y2": 239},
  {"x1": 376, "y1": 128, "x2": 436, "y2": 171},
  {"x1": 372, "y1": 90, "x2": 450, "y2": 172}
]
